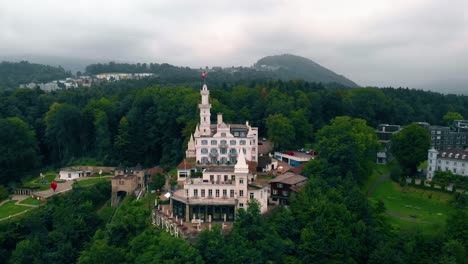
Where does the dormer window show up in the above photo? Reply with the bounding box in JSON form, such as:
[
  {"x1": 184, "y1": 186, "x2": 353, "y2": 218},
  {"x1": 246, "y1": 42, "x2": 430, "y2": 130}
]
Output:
[
  {"x1": 442, "y1": 152, "x2": 446, "y2": 157},
  {"x1": 448, "y1": 153, "x2": 453, "y2": 158},
  {"x1": 455, "y1": 154, "x2": 459, "y2": 158}
]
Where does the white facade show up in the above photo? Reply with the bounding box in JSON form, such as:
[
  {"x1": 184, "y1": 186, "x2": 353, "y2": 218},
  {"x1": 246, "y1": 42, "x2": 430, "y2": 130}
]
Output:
[
  {"x1": 176, "y1": 150, "x2": 268, "y2": 214},
  {"x1": 59, "y1": 170, "x2": 88, "y2": 181},
  {"x1": 186, "y1": 84, "x2": 259, "y2": 164},
  {"x1": 427, "y1": 147, "x2": 468, "y2": 180}
]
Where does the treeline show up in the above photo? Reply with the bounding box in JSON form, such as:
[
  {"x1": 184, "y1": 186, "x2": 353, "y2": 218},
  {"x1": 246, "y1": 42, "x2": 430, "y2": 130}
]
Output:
[
  {"x1": 1, "y1": 79, "x2": 468, "y2": 184},
  {"x1": 0, "y1": 61, "x2": 71, "y2": 89},
  {"x1": 0, "y1": 182, "x2": 111, "y2": 263}
]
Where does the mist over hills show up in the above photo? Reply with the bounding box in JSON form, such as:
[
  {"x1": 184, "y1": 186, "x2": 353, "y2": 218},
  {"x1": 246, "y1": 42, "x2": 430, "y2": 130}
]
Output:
[
  {"x1": 254, "y1": 54, "x2": 358, "y2": 88},
  {"x1": 0, "y1": 54, "x2": 466, "y2": 94}
]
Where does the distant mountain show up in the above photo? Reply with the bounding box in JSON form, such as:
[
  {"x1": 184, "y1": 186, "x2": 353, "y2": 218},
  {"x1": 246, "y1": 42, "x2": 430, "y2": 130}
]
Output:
[{"x1": 254, "y1": 54, "x2": 358, "y2": 88}]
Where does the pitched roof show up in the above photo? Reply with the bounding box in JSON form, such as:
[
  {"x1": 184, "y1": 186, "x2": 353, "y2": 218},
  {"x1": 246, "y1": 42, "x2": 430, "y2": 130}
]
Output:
[
  {"x1": 269, "y1": 172, "x2": 307, "y2": 185},
  {"x1": 438, "y1": 149, "x2": 468, "y2": 161},
  {"x1": 177, "y1": 158, "x2": 196, "y2": 170}
]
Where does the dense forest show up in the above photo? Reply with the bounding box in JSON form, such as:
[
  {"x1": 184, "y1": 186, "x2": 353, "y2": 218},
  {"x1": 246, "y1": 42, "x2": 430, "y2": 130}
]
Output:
[
  {"x1": 0, "y1": 61, "x2": 71, "y2": 89},
  {"x1": 84, "y1": 54, "x2": 359, "y2": 89},
  {"x1": 1, "y1": 78, "x2": 468, "y2": 184},
  {"x1": 0, "y1": 71, "x2": 467, "y2": 262}
]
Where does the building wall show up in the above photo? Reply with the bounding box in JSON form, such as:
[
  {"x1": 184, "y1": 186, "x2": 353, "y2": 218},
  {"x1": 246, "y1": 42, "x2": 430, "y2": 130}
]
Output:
[
  {"x1": 248, "y1": 187, "x2": 268, "y2": 213},
  {"x1": 59, "y1": 170, "x2": 84, "y2": 181},
  {"x1": 427, "y1": 148, "x2": 468, "y2": 179},
  {"x1": 427, "y1": 126, "x2": 468, "y2": 150}
]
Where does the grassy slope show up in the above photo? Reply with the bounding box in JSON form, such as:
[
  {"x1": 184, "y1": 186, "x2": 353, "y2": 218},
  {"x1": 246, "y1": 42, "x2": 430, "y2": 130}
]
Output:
[
  {"x1": 365, "y1": 164, "x2": 454, "y2": 233},
  {"x1": 0, "y1": 201, "x2": 30, "y2": 218}
]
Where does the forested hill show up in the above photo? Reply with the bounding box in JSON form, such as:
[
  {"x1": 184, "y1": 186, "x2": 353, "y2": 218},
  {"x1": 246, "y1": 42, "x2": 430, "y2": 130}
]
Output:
[
  {"x1": 254, "y1": 54, "x2": 358, "y2": 87},
  {"x1": 0, "y1": 61, "x2": 71, "y2": 89},
  {"x1": 84, "y1": 55, "x2": 358, "y2": 88}
]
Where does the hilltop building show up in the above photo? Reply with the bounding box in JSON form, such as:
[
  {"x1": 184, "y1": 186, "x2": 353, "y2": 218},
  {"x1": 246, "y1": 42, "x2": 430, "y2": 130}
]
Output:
[
  {"x1": 185, "y1": 83, "x2": 258, "y2": 165},
  {"x1": 173, "y1": 82, "x2": 267, "y2": 222},
  {"x1": 426, "y1": 147, "x2": 468, "y2": 180}
]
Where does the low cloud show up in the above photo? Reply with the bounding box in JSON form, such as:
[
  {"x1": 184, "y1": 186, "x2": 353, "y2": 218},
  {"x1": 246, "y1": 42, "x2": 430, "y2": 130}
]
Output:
[{"x1": 0, "y1": 0, "x2": 467, "y2": 91}]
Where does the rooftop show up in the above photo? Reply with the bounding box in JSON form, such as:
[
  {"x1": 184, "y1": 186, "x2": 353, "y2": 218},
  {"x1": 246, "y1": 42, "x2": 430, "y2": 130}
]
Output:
[
  {"x1": 270, "y1": 172, "x2": 308, "y2": 185},
  {"x1": 113, "y1": 174, "x2": 137, "y2": 180}
]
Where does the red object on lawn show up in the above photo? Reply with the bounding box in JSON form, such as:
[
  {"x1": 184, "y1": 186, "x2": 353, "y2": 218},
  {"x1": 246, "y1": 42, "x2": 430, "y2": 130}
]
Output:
[
  {"x1": 201, "y1": 71, "x2": 206, "y2": 79},
  {"x1": 51, "y1": 181, "x2": 57, "y2": 191}
]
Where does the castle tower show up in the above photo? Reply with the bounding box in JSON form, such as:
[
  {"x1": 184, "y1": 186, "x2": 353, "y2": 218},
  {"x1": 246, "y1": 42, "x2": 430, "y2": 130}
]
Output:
[
  {"x1": 199, "y1": 84, "x2": 211, "y2": 136},
  {"x1": 186, "y1": 134, "x2": 196, "y2": 158},
  {"x1": 235, "y1": 148, "x2": 249, "y2": 174}
]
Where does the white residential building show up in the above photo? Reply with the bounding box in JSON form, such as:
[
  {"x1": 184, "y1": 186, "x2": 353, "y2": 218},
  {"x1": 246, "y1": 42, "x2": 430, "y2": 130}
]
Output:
[{"x1": 427, "y1": 147, "x2": 468, "y2": 180}]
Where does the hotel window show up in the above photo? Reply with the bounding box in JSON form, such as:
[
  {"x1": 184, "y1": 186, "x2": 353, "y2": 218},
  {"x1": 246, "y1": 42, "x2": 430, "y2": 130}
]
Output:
[
  {"x1": 239, "y1": 190, "x2": 244, "y2": 197},
  {"x1": 211, "y1": 140, "x2": 217, "y2": 145},
  {"x1": 201, "y1": 148, "x2": 208, "y2": 154},
  {"x1": 221, "y1": 133, "x2": 226, "y2": 137},
  {"x1": 194, "y1": 189, "x2": 198, "y2": 197},
  {"x1": 230, "y1": 140, "x2": 236, "y2": 145},
  {"x1": 224, "y1": 175, "x2": 228, "y2": 182},
  {"x1": 239, "y1": 203, "x2": 244, "y2": 208},
  {"x1": 272, "y1": 189, "x2": 278, "y2": 195},
  {"x1": 220, "y1": 140, "x2": 227, "y2": 145},
  {"x1": 230, "y1": 190, "x2": 234, "y2": 197},
  {"x1": 239, "y1": 179, "x2": 244, "y2": 184},
  {"x1": 210, "y1": 148, "x2": 217, "y2": 154},
  {"x1": 208, "y1": 189, "x2": 213, "y2": 198},
  {"x1": 231, "y1": 175, "x2": 235, "y2": 181},
  {"x1": 202, "y1": 140, "x2": 208, "y2": 145},
  {"x1": 223, "y1": 189, "x2": 227, "y2": 197},
  {"x1": 250, "y1": 193, "x2": 254, "y2": 199},
  {"x1": 277, "y1": 183, "x2": 283, "y2": 188},
  {"x1": 216, "y1": 189, "x2": 220, "y2": 197},
  {"x1": 240, "y1": 140, "x2": 246, "y2": 145},
  {"x1": 220, "y1": 148, "x2": 227, "y2": 154},
  {"x1": 201, "y1": 189, "x2": 205, "y2": 197}
]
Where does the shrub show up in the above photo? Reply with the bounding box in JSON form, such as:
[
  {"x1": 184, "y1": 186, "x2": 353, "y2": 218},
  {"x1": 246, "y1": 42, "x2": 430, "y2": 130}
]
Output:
[{"x1": 0, "y1": 185, "x2": 8, "y2": 201}]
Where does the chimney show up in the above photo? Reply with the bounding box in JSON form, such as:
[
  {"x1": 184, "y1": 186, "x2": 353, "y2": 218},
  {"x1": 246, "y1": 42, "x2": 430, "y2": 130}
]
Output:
[{"x1": 217, "y1": 113, "x2": 223, "y2": 124}]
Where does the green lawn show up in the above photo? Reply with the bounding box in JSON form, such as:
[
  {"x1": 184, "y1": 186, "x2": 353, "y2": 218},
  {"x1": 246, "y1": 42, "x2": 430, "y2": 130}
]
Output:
[
  {"x1": 73, "y1": 176, "x2": 112, "y2": 187},
  {"x1": 0, "y1": 201, "x2": 30, "y2": 219},
  {"x1": 370, "y1": 179, "x2": 454, "y2": 232},
  {"x1": 21, "y1": 171, "x2": 57, "y2": 191}
]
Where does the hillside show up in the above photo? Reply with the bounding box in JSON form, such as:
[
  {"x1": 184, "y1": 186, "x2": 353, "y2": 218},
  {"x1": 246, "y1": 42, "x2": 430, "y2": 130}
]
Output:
[
  {"x1": 0, "y1": 61, "x2": 71, "y2": 89},
  {"x1": 254, "y1": 54, "x2": 358, "y2": 87}
]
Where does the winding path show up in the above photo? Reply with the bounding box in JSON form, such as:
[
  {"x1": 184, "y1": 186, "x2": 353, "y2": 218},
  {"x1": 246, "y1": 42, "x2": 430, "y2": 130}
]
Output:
[
  {"x1": 0, "y1": 177, "x2": 94, "y2": 221},
  {"x1": 367, "y1": 173, "x2": 428, "y2": 223}
]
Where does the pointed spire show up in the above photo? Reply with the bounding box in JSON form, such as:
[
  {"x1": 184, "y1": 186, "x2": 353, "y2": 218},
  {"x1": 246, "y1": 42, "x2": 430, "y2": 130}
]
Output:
[{"x1": 235, "y1": 148, "x2": 249, "y2": 174}]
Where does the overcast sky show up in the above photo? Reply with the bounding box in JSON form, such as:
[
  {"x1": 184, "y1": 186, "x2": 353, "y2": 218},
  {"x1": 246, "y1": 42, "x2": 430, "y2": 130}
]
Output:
[{"x1": 1, "y1": 0, "x2": 467, "y2": 91}]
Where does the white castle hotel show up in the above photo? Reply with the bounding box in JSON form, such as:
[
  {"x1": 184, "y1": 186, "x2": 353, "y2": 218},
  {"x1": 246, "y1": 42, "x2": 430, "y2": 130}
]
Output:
[
  {"x1": 185, "y1": 83, "x2": 258, "y2": 165},
  {"x1": 172, "y1": 82, "x2": 267, "y2": 223}
]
